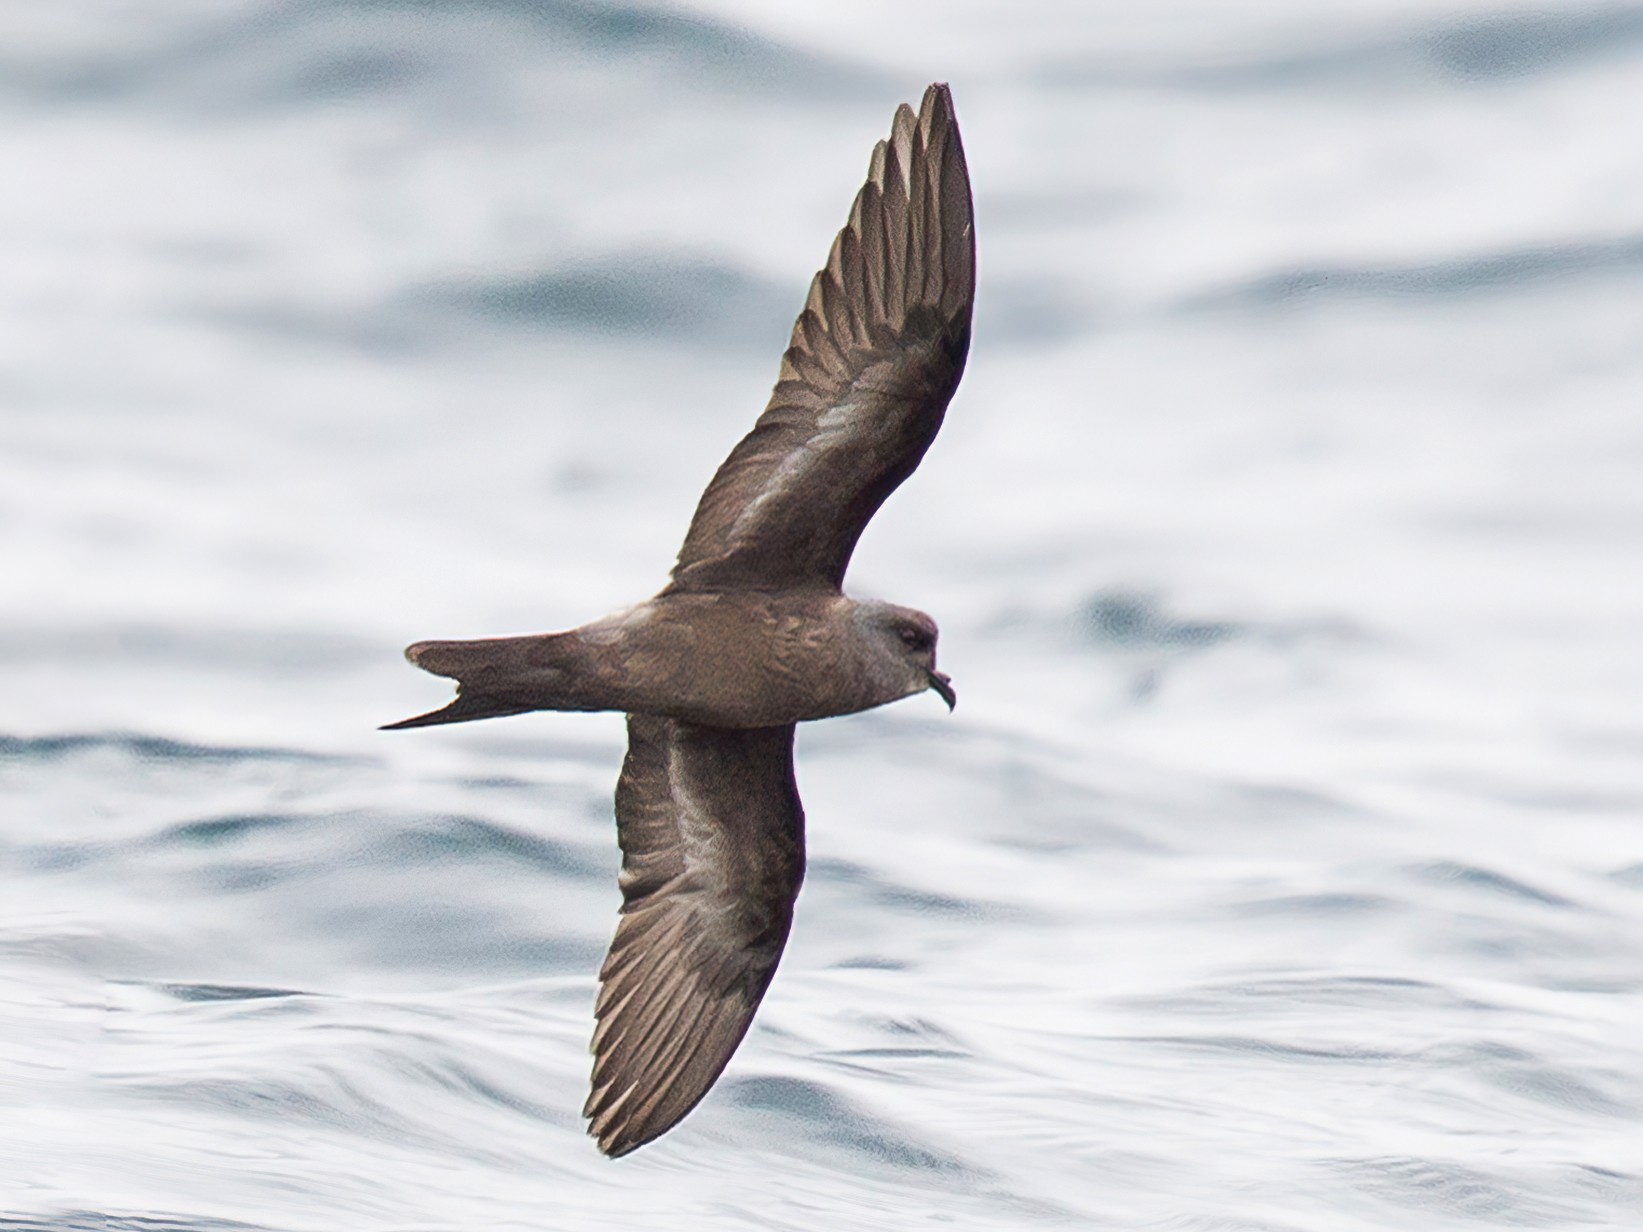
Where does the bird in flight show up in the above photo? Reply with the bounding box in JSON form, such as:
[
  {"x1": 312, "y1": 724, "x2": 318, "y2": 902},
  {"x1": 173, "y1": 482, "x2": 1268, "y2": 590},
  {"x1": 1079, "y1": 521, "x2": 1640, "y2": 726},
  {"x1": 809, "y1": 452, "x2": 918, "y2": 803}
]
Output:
[{"x1": 386, "y1": 83, "x2": 974, "y2": 1157}]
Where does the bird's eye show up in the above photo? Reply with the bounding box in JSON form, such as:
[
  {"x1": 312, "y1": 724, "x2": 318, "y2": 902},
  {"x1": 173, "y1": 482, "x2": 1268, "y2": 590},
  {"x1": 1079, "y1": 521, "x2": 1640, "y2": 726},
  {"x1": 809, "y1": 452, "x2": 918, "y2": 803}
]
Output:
[{"x1": 898, "y1": 627, "x2": 931, "y2": 651}]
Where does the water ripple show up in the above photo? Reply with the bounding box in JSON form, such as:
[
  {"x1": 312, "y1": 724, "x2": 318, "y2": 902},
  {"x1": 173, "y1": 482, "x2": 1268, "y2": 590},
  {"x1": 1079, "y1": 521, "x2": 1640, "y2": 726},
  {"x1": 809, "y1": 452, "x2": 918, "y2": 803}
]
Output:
[
  {"x1": 0, "y1": 1218, "x2": 274, "y2": 1232},
  {"x1": 1416, "y1": 861, "x2": 1577, "y2": 909},
  {"x1": 722, "y1": 1076, "x2": 972, "y2": 1176},
  {"x1": 1331, "y1": 1155, "x2": 1591, "y2": 1225},
  {"x1": 1194, "y1": 232, "x2": 1643, "y2": 310},
  {"x1": 0, "y1": 732, "x2": 345, "y2": 766}
]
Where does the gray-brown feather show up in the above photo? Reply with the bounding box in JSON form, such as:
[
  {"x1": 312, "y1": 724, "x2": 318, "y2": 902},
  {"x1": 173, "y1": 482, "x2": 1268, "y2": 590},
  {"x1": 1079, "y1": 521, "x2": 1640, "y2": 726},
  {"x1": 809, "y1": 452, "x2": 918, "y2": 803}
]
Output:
[
  {"x1": 668, "y1": 83, "x2": 974, "y2": 595},
  {"x1": 585, "y1": 715, "x2": 805, "y2": 1157}
]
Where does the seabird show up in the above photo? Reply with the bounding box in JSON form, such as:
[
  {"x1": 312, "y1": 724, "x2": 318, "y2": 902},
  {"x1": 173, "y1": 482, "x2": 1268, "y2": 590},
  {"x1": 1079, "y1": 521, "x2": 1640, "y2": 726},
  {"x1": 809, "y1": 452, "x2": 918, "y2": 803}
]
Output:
[{"x1": 386, "y1": 83, "x2": 974, "y2": 1157}]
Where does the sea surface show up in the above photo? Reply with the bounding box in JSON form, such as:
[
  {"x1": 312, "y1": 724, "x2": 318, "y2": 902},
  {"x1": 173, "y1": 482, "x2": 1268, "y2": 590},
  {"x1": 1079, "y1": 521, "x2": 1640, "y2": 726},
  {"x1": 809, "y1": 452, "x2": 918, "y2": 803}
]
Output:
[{"x1": 4, "y1": 2, "x2": 1643, "y2": 1228}]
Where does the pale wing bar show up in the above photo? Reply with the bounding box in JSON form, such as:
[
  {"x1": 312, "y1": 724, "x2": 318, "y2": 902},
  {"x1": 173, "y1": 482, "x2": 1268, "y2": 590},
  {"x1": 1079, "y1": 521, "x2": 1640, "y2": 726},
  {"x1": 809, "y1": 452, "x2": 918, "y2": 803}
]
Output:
[
  {"x1": 585, "y1": 716, "x2": 806, "y2": 1157},
  {"x1": 669, "y1": 83, "x2": 974, "y2": 594}
]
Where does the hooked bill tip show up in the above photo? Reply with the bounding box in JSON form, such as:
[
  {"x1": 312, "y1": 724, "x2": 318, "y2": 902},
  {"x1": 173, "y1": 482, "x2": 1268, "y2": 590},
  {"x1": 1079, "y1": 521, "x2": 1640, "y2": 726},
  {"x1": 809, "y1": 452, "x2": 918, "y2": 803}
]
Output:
[{"x1": 928, "y1": 670, "x2": 956, "y2": 711}]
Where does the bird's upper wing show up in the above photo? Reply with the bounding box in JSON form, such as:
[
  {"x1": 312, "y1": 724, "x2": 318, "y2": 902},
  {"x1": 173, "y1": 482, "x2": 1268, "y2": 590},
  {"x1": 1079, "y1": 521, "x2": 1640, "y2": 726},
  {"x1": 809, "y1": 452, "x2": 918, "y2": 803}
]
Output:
[
  {"x1": 585, "y1": 714, "x2": 805, "y2": 1157},
  {"x1": 667, "y1": 82, "x2": 974, "y2": 595}
]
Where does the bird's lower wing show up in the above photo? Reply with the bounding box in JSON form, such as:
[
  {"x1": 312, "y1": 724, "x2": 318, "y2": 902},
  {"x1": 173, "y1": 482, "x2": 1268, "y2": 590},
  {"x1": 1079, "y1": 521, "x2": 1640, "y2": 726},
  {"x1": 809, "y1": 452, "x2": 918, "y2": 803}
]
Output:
[
  {"x1": 585, "y1": 715, "x2": 805, "y2": 1157},
  {"x1": 667, "y1": 82, "x2": 974, "y2": 595}
]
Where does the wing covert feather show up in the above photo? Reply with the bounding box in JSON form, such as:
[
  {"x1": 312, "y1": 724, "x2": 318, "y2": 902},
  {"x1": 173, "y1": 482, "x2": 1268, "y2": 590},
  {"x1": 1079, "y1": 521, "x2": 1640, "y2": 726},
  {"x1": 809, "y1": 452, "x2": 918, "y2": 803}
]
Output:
[
  {"x1": 585, "y1": 715, "x2": 805, "y2": 1157},
  {"x1": 669, "y1": 83, "x2": 974, "y2": 594}
]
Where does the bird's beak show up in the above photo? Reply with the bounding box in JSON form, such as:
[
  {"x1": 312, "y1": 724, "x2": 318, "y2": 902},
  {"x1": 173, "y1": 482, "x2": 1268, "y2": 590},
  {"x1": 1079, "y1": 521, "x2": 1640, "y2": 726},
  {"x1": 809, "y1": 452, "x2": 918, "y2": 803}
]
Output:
[{"x1": 927, "y1": 670, "x2": 956, "y2": 711}]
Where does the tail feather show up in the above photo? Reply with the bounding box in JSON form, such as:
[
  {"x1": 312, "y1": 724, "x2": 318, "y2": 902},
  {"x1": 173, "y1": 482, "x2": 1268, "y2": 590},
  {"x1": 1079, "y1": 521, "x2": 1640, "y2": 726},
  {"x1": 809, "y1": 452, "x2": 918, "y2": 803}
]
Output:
[
  {"x1": 383, "y1": 632, "x2": 605, "y2": 731},
  {"x1": 380, "y1": 690, "x2": 534, "y2": 730},
  {"x1": 403, "y1": 637, "x2": 528, "y2": 680}
]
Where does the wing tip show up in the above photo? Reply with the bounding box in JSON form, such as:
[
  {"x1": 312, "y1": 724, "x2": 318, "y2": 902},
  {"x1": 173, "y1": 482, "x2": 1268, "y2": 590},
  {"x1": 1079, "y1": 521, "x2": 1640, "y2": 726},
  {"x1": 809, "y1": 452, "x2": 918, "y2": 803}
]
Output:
[
  {"x1": 850, "y1": 82, "x2": 972, "y2": 320},
  {"x1": 595, "y1": 1133, "x2": 642, "y2": 1159},
  {"x1": 588, "y1": 1103, "x2": 652, "y2": 1158},
  {"x1": 662, "y1": 83, "x2": 974, "y2": 592},
  {"x1": 919, "y1": 81, "x2": 955, "y2": 125}
]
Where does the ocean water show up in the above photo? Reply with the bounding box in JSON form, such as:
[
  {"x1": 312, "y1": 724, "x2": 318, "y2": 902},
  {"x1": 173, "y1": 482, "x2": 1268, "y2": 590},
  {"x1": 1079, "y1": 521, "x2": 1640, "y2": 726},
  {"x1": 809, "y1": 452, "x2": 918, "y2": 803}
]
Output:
[{"x1": 4, "y1": 2, "x2": 1643, "y2": 1228}]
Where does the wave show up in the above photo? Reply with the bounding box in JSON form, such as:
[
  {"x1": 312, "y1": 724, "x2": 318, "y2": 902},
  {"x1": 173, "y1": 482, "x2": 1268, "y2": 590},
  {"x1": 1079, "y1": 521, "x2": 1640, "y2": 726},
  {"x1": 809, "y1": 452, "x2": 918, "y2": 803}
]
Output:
[
  {"x1": 1187, "y1": 230, "x2": 1643, "y2": 312},
  {"x1": 0, "y1": 731, "x2": 343, "y2": 765},
  {"x1": 0, "y1": 1217, "x2": 274, "y2": 1232},
  {"x1": 1034, "y1": 5, "x2": 1643, "y2": 93},
  {"x1": 0, "y1": 0, "x2": 880, "y2": 112}
]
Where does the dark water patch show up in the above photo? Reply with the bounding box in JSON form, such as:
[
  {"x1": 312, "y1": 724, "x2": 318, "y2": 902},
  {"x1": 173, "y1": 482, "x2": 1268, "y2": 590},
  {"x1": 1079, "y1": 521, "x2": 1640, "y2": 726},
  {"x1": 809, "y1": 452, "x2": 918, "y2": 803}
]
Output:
[
  {"x1": 810, "y1": 1016, "x2": 971, "y2": 1073},
  {"x1": 158, "y1": 982, "x2": 309, "y2": 1003},
  {"x1": 873, "y1": 1014, "x2": 966, "y2": 1046},
  {"x1": 1190, "y1": 232, "x2": 1643, "y2": 311},
  {"x1": 0, "y1": 1216, "x2": 275, "y2": 1232},
  {"x1": 0, "y1": 732, "x2": 345, "y2": 767},
  {"x1": 360, "y1": 0, "x2": 881, "y2": 97},
  {"x1": 23, "y1": 844, "x2": 96, "y2": 874},
  {"x1": 1416, "y1": 861, "x2": 1575, "y2": 909},
  {"x1": 1429, "y1": 8, "x2": 1643, "y2": 82},
  {"x1": 820, "y1": 1046, "x2": 968, "y2": 1061},
  {"x1": 218, "y1": 864, "x2": 283, "y2": 893},
  {"x1": 287, "y1": 47, "x2": 412, "y2": 99},
  {"x1": 135, "y1": 811, "x2": 324, "y2": 892},
  {"x1": 166, "y1": 813, "x2": 303, "y2": 847},
  {"x1": 1433, "y1": 1037, "x2": 1555, "y2": 1066},
  {"x1": 1128, "y1": 974, "x2": 1488, "y2": 1015},
  {"x1": 1128, "y1": 1033, "x2": 1402, "y2": 1064},
  {"x1": 1079, "y1": 590, "x2": 1239, "y2": 650},
  {"x1": 723, "y1": 1075, "x2": 971, "y2": 1176},
  {"x1": 0, "y1": 0, "x2": 879, "y2": 113},
  {"x1": 1032, "y1": 5, "x2": 1643, "y2": 94},
  {"x1": 831, "y1": 955, "x2": 909, "y2": 971},
  {"x1": 398, "y1": 252, "x2": 797, "y2": 352},
  {"x1": 1611, "y1": 863, "x2": 1643, "y2": 888},
  {"x1": 1230, "y1": 891, "x2": 1394, "y2": 919},
  {"x1": 457, "y1": 774, "x2": 535, "y2": 790}
]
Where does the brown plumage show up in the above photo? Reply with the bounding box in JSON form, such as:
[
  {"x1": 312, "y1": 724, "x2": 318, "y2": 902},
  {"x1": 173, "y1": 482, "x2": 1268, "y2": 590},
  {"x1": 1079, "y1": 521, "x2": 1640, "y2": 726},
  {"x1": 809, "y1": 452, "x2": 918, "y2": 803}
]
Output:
[
  {"x1": 386, "y1": 83, "x2": 974, "y2": 1157},
  {"x1": 671, "y1": 84, "x2": 974, "y2": 594},
  {"x1": 585, "y1": 717, "x2": 803, "y2": 1156}
]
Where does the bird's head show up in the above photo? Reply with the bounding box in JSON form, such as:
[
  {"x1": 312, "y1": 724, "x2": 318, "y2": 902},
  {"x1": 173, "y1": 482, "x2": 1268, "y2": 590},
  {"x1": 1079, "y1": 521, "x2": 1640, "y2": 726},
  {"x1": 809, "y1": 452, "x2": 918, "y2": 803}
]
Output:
[{"x1": 857, "y1": 601, "x2": 955, "y2": 710}]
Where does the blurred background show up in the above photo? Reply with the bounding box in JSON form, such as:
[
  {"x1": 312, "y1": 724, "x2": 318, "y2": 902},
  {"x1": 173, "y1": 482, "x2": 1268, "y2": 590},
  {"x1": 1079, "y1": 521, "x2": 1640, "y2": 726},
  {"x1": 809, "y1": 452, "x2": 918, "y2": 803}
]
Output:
[{"x1": 4, "y1": 2, "x2": 1642, "y2": 1228}]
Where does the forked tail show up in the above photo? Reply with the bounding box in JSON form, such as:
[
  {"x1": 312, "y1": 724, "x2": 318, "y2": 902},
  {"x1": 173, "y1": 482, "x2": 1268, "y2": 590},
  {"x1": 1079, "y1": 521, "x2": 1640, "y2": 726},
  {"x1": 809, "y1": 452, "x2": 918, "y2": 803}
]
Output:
[
  {"x1": 381, "y1": 634, "x2": 594, "y2": 730},
  {"x1": 380, "y1": 690, "x2": 535, "y2": 730}
]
